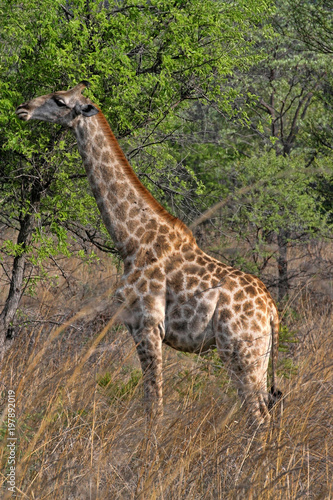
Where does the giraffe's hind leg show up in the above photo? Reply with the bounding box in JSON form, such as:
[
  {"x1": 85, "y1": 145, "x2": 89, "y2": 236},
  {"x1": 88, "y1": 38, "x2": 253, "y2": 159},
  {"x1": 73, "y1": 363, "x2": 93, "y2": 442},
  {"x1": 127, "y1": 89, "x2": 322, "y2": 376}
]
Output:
[{"x1": 214, "y1": 321, "x2": 271, "y2": 426}]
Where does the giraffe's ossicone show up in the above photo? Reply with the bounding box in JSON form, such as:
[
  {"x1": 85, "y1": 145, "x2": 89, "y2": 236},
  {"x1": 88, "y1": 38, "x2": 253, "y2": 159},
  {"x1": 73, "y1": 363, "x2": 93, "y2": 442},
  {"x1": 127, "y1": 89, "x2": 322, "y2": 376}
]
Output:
[{"x1": 16, "y1": 82, "x2": 282, "y2": 425}]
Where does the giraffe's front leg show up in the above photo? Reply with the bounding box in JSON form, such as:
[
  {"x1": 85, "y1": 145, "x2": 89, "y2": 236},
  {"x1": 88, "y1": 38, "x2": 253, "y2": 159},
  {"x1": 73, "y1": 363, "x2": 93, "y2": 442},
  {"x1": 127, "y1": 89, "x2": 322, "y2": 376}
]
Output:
[{"x1": 133, "y1": 325, "x2": 164, "y2": 419}]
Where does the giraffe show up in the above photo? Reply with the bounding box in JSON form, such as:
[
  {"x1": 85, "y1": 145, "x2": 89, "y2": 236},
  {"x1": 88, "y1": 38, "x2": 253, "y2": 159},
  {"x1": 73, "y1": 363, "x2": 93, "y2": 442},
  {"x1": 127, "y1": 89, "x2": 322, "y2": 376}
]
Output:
[{"x1": 16, "y1": 82, "x2": 281, "y2": 425}]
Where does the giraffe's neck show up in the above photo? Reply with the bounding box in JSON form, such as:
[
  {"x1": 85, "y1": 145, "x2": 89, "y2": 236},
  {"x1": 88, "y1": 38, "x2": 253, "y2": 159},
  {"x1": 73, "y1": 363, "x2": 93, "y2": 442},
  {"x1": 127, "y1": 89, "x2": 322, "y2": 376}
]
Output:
[{"x1": 73, "y1": 109, "x2": 193, "y2": 265}]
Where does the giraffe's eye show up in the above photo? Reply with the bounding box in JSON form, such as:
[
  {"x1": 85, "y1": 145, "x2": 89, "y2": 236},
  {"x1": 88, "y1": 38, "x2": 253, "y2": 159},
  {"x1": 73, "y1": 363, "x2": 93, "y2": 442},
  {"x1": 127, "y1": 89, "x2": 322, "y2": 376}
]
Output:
[{"x1": 53, "y1": 97, "x2": 67, "y2": 107}]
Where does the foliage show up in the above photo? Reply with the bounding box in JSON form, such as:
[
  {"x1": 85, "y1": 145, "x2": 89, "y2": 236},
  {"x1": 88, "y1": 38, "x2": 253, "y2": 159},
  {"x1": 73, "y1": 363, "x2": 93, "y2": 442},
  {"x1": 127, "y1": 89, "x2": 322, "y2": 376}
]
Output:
[
  {"x1": 0, "y1": 0, "x2": 273, "y2": 334},
  {"x1": 288, "y1": 0, "x2": 333, "y2": 54},
  {"x1": 223, "y1": 150, "x2": 330, "y2": 235},
  {"x1": 0, "y1": 0, "x2": 332, "y2": 334},
  {"x1": 171, "y1": 0, "x2": 333, "y2": 299}
]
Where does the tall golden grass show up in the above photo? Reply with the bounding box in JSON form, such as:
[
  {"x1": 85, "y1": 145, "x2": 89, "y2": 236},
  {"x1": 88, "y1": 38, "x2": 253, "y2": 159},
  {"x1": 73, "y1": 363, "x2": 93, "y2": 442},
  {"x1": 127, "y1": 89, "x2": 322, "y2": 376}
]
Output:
[{"x1": 0, "y1": 252, "x2": 332, "y2": 499}]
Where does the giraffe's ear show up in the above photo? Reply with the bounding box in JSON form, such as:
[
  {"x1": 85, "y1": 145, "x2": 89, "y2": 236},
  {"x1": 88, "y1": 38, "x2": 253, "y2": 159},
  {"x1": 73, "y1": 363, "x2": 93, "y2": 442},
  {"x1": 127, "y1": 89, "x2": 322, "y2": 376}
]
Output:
[{"x1": 75, "y1": 103, "x2": 99, "y2": 117}]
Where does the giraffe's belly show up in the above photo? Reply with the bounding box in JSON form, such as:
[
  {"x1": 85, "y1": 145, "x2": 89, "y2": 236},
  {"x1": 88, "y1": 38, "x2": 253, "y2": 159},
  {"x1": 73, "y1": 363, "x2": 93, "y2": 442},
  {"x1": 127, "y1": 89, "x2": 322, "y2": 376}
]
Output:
[
  {"x1": 163, "y1": 322, "x2": 216, "y2": 353},
  {"x1": 164, "y1": 289, "x2": 219, "y2": 353}
]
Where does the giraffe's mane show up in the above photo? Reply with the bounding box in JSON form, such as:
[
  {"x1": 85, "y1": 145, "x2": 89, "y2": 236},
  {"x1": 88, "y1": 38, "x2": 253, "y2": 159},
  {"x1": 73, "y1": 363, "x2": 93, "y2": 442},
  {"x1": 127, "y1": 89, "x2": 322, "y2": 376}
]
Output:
[{"x1": 94, "y1": 107, "x2": 195, "y2": 243}]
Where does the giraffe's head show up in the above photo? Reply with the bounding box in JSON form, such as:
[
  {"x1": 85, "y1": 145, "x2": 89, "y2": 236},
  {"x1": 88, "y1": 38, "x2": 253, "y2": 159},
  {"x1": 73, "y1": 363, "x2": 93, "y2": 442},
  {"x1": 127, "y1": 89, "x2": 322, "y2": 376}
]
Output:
[{"x1": 16, "y1": 81, "x2": 99, "y2": 127}]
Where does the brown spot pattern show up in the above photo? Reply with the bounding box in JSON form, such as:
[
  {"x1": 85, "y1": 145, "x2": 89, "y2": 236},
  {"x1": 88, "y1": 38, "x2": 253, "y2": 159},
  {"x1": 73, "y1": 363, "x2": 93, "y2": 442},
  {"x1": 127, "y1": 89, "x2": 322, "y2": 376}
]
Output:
[
  {"x1": 141, "y1": 231, "x2": 156, "y2": 245},
  {"x1": 234, "y1": 290, "x2": 245, "y2": 302},
  {"x1": 168, "y1": 271, "x2": 184, "y2": 293},
  {"x1": 220, "y1": 308, "x2": 232, "y2": 322}
]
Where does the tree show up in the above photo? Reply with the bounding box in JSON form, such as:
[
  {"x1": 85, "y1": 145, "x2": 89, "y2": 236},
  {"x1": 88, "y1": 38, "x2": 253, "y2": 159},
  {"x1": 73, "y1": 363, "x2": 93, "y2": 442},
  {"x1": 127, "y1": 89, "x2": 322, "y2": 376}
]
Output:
[
  {"x1": 289, "y1": 0, "x2": 333, "y2": 55},
  {"x1": 0, "y1": 0, "x2": 272, "y2": 355},
  {"x1": 177, "y1": 0, "x2": 333, "y2": 302},
  {"x1": 289, "y1": 0, "x2": 333, "y2": 218}
]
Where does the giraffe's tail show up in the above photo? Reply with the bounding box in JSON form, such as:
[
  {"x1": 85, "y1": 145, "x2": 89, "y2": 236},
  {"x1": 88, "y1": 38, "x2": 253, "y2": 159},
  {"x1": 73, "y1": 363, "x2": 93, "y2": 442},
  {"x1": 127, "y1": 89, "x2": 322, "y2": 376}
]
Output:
[{"x1": 268, "y1": 306, "x2": 282, "y2": 410}]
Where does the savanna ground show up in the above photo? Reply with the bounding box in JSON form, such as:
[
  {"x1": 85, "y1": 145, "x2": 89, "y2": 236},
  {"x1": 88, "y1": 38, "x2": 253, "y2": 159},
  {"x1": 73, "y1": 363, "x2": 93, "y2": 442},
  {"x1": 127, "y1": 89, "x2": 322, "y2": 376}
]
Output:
[{"x1": 0, "y1": 244, "x2": 332, "y2": 499}]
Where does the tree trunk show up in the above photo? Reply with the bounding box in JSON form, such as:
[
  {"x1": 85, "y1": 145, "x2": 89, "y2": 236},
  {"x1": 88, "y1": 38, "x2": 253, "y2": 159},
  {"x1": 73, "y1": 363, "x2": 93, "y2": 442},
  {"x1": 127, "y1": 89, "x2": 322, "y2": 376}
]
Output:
[
  {"x1": 277, "y1": 229, "x2": 290, "y2": 303},
  {"x1": 0, "y1": 209, "x2": 36, "y2": 359}
]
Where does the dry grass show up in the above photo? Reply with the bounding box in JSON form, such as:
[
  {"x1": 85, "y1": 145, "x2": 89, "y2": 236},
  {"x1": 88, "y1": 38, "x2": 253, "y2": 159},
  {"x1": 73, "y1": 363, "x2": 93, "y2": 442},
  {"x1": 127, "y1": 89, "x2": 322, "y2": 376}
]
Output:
[{"x1": 0, "y1": 254, "x2": 332, "y2": 499}]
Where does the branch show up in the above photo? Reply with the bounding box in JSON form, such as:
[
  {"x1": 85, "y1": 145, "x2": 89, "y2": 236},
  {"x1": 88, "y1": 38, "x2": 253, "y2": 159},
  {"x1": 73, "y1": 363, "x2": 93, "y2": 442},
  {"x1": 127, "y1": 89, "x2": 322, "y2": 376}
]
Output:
[
  {"x1": 60, "y1": 4, "x2": 74, "y2": 20},
  {"x1": 138, "y1": 172, "x2": 185, "y2": 196},
  {"x1": 258, "y1": 98, "x2": 276, "y2": 116},
  {"x1": 127, "y1": 130, "x2": 178, "y2": 159},
  {"x1": 49, "y1": 255, "x2": 72, "y2": 289}
]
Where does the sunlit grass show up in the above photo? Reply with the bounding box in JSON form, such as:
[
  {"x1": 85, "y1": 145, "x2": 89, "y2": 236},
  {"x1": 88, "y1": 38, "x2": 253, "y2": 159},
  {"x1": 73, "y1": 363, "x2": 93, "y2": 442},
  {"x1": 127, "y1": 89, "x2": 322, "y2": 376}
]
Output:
[{"x1": 0, "y1": 254, "x2": 332, "y2": 499}]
